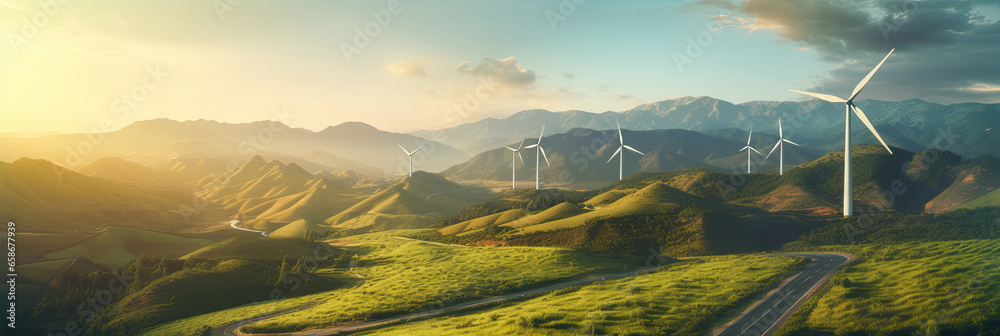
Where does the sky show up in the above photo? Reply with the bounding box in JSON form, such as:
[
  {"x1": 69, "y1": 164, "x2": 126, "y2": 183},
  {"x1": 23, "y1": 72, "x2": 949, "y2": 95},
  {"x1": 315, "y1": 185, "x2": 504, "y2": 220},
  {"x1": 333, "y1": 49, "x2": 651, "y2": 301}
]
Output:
[{"x1": 1, "y1": 0, "x2": 998, "y2": 134}]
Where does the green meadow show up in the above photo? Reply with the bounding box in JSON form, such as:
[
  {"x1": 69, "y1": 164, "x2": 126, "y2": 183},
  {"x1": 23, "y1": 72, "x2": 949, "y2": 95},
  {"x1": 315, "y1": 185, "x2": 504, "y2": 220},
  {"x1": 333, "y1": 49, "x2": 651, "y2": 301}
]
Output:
[
  {"x1": 142, "y1": 230, "x2": 644, "y2": 335},
  {"x1": 777, "y1": 239, "x2": 1000, "y2": 335},
  {"x1": 362, "y1": 255, "x2": 802, "y2": 336}
]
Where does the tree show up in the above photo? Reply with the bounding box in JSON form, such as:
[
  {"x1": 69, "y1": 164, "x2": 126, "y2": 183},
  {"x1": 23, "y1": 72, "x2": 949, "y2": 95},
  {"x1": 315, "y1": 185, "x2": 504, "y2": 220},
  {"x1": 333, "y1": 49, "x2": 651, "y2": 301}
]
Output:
[{"x1": 275, "y1": 256, "x2": 290, "y2": 287}]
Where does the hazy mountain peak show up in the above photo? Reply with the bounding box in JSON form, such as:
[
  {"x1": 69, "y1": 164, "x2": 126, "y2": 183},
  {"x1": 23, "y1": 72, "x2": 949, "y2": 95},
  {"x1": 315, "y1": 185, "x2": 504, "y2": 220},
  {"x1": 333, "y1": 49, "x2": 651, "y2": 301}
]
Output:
[{"x1": 324, "y1": 121, "x2": 379, "y2": 134}]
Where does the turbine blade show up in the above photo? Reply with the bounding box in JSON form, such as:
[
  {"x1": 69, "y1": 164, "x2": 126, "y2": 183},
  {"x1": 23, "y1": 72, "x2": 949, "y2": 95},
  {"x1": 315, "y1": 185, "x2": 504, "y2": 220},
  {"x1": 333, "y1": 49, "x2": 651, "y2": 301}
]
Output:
[
  {"x1": 517, "y1": 152, "x2": 525, "y2": 165},
  {"x1": 750, "y1": 147, "x2": 763, "y2": 155},
  {"x1": 783, "y1": 139, "x2": 800, "y2": 146},
  {"x1": 778, "y1": 118, "x2": 783, "y2": 138},
  {"x1": 607, "y1": 147, "x2": 622, "y2": 163},
  {"x1": 518, "y1": 139, "x2": 525, "y2": 150},
  {"x1": 412, "y1": 146, "x2": 423, "y2": 155},
  {"x1": 623, "y1": 145, "x2": 644, "y2": 156},
  {"x1": 850, "y1": 48, "x2": 895, "y2": 101},
  {"x1": 398, "y1": 144, "x2": 409, "y2": 155},
  {"x1": 537, "y1": 125, "x2": 546, "y2": 145},
  {"x1": 504, "y1": 146, "x2": 515, "y2": 151},
  {"x1": 766, "y1": 140, "x2": 780, "y2": 159},
  {"x1": 540, "y1": 147, "x2": 550, "y2": 166},
  {"x1": 748, "y1": 129, "x2": 753, "y2": 145},
  {"x1": 617, "y1": 122, "x2": 623, "y2": 144},
  {"x1": 524, "y1": 144, "x2": 538, "y2": 149},
  {"x1": 851, "y1": 105, "x2": 893, "y2": 154},
  {"x1": 788, "y1": 89, "x2": 847, "y2": 103},
  {"x1": 739, "y1": 146, "x2": 750, "y2": 152}
]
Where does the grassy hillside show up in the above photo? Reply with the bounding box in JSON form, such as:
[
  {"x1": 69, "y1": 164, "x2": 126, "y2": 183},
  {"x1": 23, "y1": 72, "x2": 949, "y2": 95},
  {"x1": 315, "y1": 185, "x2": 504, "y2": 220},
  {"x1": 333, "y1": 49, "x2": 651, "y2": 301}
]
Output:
[
  {"x1": 142, "y1": 231, "x2": 643, "y2": 335},
  {"x1": 16, "y1": 231, "x2": 94, "y2": 262},
  {"x1": 326, "y1": 171, "x2": 492, "y2": 231},
  {"x1": 192, "y1": 156, "x2": 363, "y2": 230},
  {"x1": 784, "y1": 208, "x2": 1000, "y2": 249},
  {"x1": 77, "y1": 157, "x2": 191, "y2": 189},
  {"x1": 268, "y1": 219, "x2": 330, "y2": 239},
  {"x1": 952, "y1": 188, "x2": 1000, "y2": 211},
  {"x1": 777, "y1": 239, "x2": 1000, "y2": 335},
  {"x1": 45, "y1": 227, "x2": 213, "y2": 267},
  {"x1": 363, "y1": 255, "x2": 802, "y2": 336},
  {"x1": 181, "y1": 236, "x2": 328, "y2": 259},
  {"x1": 0, "y1": 158, "x2": 230, "y2": 232}
]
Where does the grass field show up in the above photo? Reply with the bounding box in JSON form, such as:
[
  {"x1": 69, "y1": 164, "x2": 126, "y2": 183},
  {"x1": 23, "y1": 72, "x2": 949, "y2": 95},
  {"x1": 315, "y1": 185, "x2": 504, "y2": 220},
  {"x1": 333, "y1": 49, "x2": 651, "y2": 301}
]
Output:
[
  {"x1": 776, "y1": 239, "x2": 1000, "y2": 335},
  {"x1": 361, "y1": 255, "x2": 802, "y2": 336},
  {"x1": 142, "y1": 230, "x2": 644, "y2": 335},
  {"x1": 44, "y1": 226, "x2": 213, "y2": 267}
]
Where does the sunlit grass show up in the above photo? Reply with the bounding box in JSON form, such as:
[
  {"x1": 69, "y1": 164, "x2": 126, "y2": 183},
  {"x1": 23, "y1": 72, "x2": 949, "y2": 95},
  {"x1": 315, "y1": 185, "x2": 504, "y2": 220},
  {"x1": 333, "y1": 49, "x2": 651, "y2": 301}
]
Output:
[
  {"x1": 141, "y1": 230, "x2": 643, "y2": 335},
  {"x1": 361, "y1": 255, "x2": 801, "y2": 336},
  {"x1": 776, "y1": 239, "x2": 1000, "y2": 335}
]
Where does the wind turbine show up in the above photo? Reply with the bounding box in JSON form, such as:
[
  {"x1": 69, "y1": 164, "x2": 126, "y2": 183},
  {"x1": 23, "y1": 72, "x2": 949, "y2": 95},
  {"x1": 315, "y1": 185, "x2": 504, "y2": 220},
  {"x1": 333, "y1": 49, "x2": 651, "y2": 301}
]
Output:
[
  {"x1": 766, "y1": 118, "x2": 800, "y2": 175},
  {"x1": 398, "y1": 144, "x2": 422, "y2": 177},
  {"x1": 504, "y1": 140, "x2": 526, "y2": 189},
  {"x1": 739, "y1": 130, "x2": 762, "y2": 174},
  {"x1": 607, "y1": 122, "x2": 645, "y2": 180},
  {"x1": 788, "y1": 48, "x2": 895, "y2": 217},
  {"x1": 523, "y1": 125, "x2": 550, "y2": 189}
]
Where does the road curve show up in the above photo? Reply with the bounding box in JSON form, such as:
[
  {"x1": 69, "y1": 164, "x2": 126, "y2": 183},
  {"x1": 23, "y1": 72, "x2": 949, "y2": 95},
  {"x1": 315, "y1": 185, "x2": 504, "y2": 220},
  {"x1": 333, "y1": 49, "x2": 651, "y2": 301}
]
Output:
[{"x1": 717, "y1": 253, "x2": 853, "y2": 336}]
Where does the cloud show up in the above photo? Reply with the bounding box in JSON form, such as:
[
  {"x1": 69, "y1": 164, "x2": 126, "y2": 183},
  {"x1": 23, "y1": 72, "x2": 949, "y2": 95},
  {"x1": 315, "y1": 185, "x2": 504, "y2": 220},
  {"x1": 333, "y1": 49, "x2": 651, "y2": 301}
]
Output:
[
  {"x1": 385, "y1": 60, "x2": 429, "y2": 77},
  {"x1": 610, "y1": 94, "x2": 636, "y2": 101},
  {"x1": 456, "y1": 57, "x2": 537, "y2": 88},
  {"x1": 702, "y1": 0, "x2": 1000, "y2": 103},
  {"x1": 563, "y1": 72, "x2": 576, "y2": 80}
]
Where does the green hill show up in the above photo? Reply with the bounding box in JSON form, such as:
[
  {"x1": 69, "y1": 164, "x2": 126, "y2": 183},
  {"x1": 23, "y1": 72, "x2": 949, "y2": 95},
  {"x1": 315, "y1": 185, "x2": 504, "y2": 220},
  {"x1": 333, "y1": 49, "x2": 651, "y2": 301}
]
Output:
[
  {"x1": 181, "y1": 236, "x2": 329, "y2": 260},
  {"x1": 77, "y1": 157, "x2": 191, "y2": 189},
  {"x1": 0, "y1": 158, "x2": 229, "y2": 232},
  {"x1": 193, "y1": 156, "x2": 363, "y2": 230},
  {"x1": 44, "y1": 226, "x2": 213, "y2": 267},
  {"x1": 268, "y1": 219, "x2": 330, "y2": 239},
  {"x1": 326, "y1": 171, "x2": 492, "y2": 231}
]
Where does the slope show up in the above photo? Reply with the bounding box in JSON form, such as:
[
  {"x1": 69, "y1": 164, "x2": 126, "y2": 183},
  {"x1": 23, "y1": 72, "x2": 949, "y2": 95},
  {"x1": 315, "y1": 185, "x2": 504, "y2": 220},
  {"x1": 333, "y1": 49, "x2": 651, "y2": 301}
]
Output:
[
  {"x1": 44, "y1": 226, "x2": 213, "y2": 267},
  {"x1": 326, "y1": 171, "x2": 492, "y2": 231},
  {"x1": 77, "y1": 156, "x2": 192, "y2": 189}
]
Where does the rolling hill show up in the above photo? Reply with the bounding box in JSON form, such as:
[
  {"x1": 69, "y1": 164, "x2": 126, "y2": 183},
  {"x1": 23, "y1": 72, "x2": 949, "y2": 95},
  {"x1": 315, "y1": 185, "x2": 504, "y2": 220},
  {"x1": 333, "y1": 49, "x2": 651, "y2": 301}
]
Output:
[
  {"x1": 325, "y1": 171, "x2": 492, "y2": 231},
  {"x1": 0, "y1": 158, "x2": 230, "y2": 232},
  {"x1": 442, "y1": 128, "x2": 748, "y2": 184},
  {"x1": 77, "y1": 156, "x2": 193, "y2": 189},
  {"x1": 191, "y1": 156, "x2": 365, "y2": 230},
  {"x1": 44, "y1": 226, "x2": 214, "y2": 267}
]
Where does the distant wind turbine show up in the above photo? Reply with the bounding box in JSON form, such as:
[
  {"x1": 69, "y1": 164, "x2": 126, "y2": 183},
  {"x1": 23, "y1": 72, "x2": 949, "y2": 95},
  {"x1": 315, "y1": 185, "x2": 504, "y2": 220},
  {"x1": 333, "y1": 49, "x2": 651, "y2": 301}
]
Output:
[
  {"x1": 607, "y1": 122, "x2": 645, "y2": 180},
  {"x1": 739, "y1": 130, "x2": 762, "y2": 174},
  {"x1": 504, "y1": 140, "x2": 526, "y2": 189},
  {"x1": 523, "y1": 125, "x2": 551, "y2": 189},
  {"x1": 398, "y1": 144, "x2": 422, "y2": 177},
  {"x1": 789, "y1": 48, "x2": 895, "y2": 217},
  {"x1": 765, "y1": 118, "x2": 800, "y2": 175}
]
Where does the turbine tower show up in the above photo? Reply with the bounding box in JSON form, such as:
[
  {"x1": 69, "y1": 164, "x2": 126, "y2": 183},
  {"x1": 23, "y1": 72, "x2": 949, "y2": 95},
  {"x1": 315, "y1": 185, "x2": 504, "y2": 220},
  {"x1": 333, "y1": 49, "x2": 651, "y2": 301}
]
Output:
[
  {"x1": 523, "y1": 125, "x2": 550, "y2": 189},
  {"x1": 789, "y1": 48, "x2": 895, "y2": 217},
  {"x1": 607, "y1": 122, "x2": 645, "y2": 180},
  {"x1": 766, "y1": 118, "x2": 800, "y2": 175},
  {"x1": 504, "y1": 140, "x2": 526, "y2": 189},
  {"x1": 739, "y1": 130, "x2": 762, "y2": 174},
  {"x1": 398, "y1": 144, "x2": 422, "y2": 177}
]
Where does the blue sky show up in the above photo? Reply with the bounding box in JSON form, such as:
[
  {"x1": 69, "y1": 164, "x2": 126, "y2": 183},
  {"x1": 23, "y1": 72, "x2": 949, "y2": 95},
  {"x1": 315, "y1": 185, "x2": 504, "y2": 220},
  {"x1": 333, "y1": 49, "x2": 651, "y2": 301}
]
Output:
[{"x1": 1, "y1": 0, "x2": 996, "y2": 134}]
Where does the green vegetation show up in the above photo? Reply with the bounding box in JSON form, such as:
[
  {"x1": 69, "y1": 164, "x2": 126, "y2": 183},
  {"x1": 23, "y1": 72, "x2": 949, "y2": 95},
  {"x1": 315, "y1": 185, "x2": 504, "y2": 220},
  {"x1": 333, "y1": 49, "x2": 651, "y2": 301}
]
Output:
[
  {"x1": 142, "y1": 231, "x2": 643, "y2": 335},
  {"x1": 181, "y1": 236, "x2": 334, "y2": 259},
  {"x1": 362, "y1": 255, "x2": 803, "y2": 336},
  {"x1": 785, "y1": 208, "x2": 1000, "y2": 248},
  {"x1": 266, "y1": 219, "x2": 330, "y2": 239},
  {"x1": 953, "y1": 188, "x2": 1000, "y2": 211},
  {"x1": 775, "y1": 239, "x2": 1000, "y2": 335},
  {"x1": 45, "y1": 226, "x2": 214, "y2": 267}
]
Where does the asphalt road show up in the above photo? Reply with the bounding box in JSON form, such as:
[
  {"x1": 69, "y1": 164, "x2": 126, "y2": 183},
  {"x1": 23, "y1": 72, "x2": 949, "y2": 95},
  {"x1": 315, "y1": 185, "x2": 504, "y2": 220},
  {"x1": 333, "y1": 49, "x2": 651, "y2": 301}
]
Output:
[{"x1": 717, "y1": 253, "x2": 851, "y2": 336}]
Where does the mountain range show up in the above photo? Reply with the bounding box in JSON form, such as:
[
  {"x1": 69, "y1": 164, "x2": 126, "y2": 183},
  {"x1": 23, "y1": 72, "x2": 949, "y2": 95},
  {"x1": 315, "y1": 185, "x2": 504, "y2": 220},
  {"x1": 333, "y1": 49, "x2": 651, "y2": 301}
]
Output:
[{"x1": 412, "y1": 96, "x2": 999, "y2": 158}]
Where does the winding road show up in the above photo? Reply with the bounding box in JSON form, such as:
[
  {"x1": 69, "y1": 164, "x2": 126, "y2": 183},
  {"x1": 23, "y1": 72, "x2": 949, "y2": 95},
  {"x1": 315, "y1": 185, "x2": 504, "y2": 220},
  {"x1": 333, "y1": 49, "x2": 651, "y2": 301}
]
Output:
[
  {"x1": 215, "y1": 252, "x2": 851, "y2": 336},
  {"x1": 717, "y1": 253, "x2": 853, "y2": 336},
  {"x1": 230, "y1": 220, "x2": 268, "y2": 236}
]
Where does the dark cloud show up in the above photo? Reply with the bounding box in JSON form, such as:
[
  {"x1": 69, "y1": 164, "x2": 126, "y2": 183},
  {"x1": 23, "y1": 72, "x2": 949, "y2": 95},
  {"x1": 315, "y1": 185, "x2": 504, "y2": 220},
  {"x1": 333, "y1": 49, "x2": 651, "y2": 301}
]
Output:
[
  {"x1": 456, "y1": 57, "x2": 537, "y2": 88},
  {"x1": 708, "y1": 0, "x2": 1000, "y2": 103}
]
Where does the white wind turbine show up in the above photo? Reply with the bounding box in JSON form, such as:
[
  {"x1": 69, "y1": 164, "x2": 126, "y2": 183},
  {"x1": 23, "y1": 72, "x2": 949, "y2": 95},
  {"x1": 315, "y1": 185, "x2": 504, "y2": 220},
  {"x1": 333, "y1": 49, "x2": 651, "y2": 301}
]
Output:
[
  {"x1": 788, "y1": 48, "x2": 895, "y2": 217},
  {"x1": 607, "y1": 122, "x2": 645, "y2": 180},
  {"x1": 523, "y1": 125, "x2": 550, "y2": 189},
  {"x1": 398, "y1": 144, "x2": 422, "y2": 177},
  {"x1": 739, "y1": 130, "x2": 762, "y2": 174},
  {"x1": 504, "y1": 140, "x2": 526, "y2": 189},
  {"x1": 766, "y1": 118, "x2": 800, "y2": 175}
]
